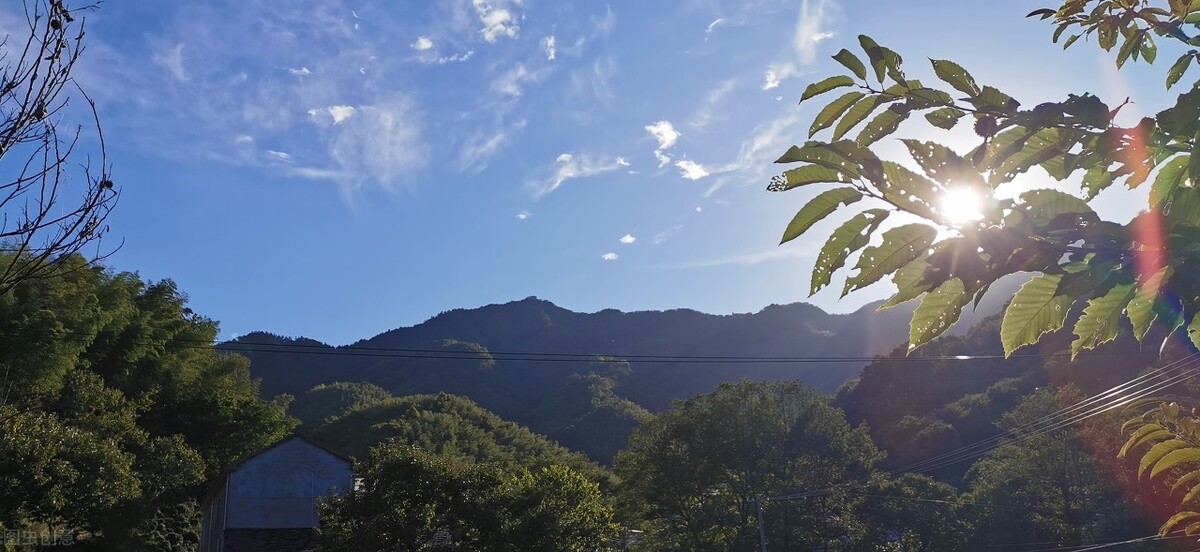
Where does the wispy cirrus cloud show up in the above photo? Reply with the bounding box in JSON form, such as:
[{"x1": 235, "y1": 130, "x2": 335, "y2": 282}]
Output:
[{"x1": 529, "y1": 152, "x2": 627, "y2": 198}]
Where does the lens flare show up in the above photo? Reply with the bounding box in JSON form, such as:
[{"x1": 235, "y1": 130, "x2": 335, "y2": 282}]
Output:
[{"x1": 940, "y1": 188, "x2": 984, "y2": 225}]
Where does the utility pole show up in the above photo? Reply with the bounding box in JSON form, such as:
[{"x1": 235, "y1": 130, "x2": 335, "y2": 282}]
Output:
[{"x1": 751, "y1": 497, "x2": 768, "y2": 552}]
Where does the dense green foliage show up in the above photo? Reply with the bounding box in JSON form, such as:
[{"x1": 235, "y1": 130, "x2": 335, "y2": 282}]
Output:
[
  {"x1": 318, "y1": 443, "x2": 619, "y2": 552},
  {"x1": 0, "y1": 255, "x2": 296, "y2": 550}
]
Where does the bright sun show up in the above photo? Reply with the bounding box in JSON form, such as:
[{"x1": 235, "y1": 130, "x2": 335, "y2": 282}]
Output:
[{"x1": 940, "y1": 187, "x2": 985, "y2": 225}]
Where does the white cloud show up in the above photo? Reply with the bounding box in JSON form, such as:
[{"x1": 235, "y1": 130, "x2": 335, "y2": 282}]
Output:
[
  {"x1": 541, "y1": 35, "x2": 557, "y2": 60},
  {"x1": 705, "y1": 18, "x2": 726, "y2": 39},
  {"x1": 492, "y1": 64, "x2": 549, "y2": 97},
  {"x1": 308, "y1": 105, "x2": 357, "y2": 125},
  {"x1": 459, "y1": 120, "x2": 525, "y2": 172},
  {"x1": 793, "y1": 0, "x2": 834, "y2": 65},
  {"x1": 619, "y1": 234, "x2": 636, "y2": 244},
  {"x1": 155, "y1": 43, "x2": 188, "y2": 81},
  {"x1": 412, "y1": 37, "x2": 434, "y2": 51},
  {"x1": 653, "y1": 225, "x2": 683, "y2": 245},
  {"x1": 616, "y1": 156, "x2": 630, "y2": 167},
  {"x1": 701, "y1": 110, "x2": 807, "y2": 196},
  {"x1": 662, "y1": 248, "x2": 809, "y2": 270},
  {"x1": 762, "y1": 63, "x2": 798, "y2": 91},
  {"x1": 529, "y1": 153, "x2": 627, "y2": 197},
  {"x1": 438, "y1": 50, "x2": 475, "y2": 64},
  {"x1": 602, "y1": 252, "x2": 619, "y2": 261},
  {"x1": 676, "y1": 159, "x2": 710, "y2": 180},
  {"x1": 235, "y1": 135, "x2": 254, "y2": 144},
  {"x1": 266, "y1": 150, "x2": 292, "y2": 161},
  {"x1": 516, "y1": 210, "x2": 531, "y2": 220},
  {"x1": 288, "y1": 66, "x2": 312, "y2": 76},
  {"x1": 696, "y1": 206, "x2": 703, "y2": 212},
  {"x1": 645, "y1": 120, "x2": 681, "y2": 167},
  {"x1": 473, "y1": 0, "x2": 520, "y2": 43},
  {"x1": 691, "y1": 79, "x2": 737, "y2": 129}
]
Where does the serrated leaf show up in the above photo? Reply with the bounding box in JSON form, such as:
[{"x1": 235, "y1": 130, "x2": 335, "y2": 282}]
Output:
[
  {"x1": 1141, "y1": 439, "x2": 1191, "y2": 477},
  {"x1": 780, "y1": 188, "x2": 863, "y2": 244},
  {"x1": 901, "y1": 139, "x2": 988, "y2": 189},
  {"x1": 1121, "y1": 423, "x2": 1169, "y2": 458},
  {"x1": 844, "y1": 223, "x2": 938, "y2": 294},
  {"x1": 859, "y1": 35, "x2": 887, "y2": 83},
  {"x1": 810, "y1": 209, "x2": 889, "y2": 295},
  {"x1": 1151, "y1": 155, "x2": 1190, "y2": 206},
  {"x1": 1128, "y1": 267, "x2": 1171, "y2": 343},
  {"x1": 1188, "y1": 315, "x2": 1200, "y2": 352},
  {"x1": 1083, "y1": 163, "x2": 1119, "y2": 199},
  {"x1": 832, "y1": 96, "x2": 879, "y2": 141},
  {"x1": 810, "y1": 91, "x2": 866, "y2": 138},
  {"x1": 930, "y1": 59, "x2": 980, "y2": 96},
  {"x1": 880, "y1": 257, "x2": 931, "y2": 310},
  {"x1": 924, "y1": 107, "x2": 966, "y2": 130},
  {"x1": 881, "y1": 161, "x2": 942, "y2": 220},
  {"x1": 1161, "y1": 511, "x2": 1200, "y2": 536},
  {"x1": 801, "y1": 75, "x2": 855, "y2": 104},
  {"x1": 1019, "y1": 189, "x2": 1095, "y2": 226},
  {"x1": 768, "y1": 165, "x2": 851, "y2": 192},
  {"x1": 1168, "y1": 53, "x2": 1194, "y2": 89},
  {"x1": 1000, "y1": 274, "x2": 1074, "y2": 356},
  {"x1": 1174, "y1": 469, "x2": 1200, "y2": 493},
  {"x1": 989, "y1": 128, "x2": 1065, "y2": 186},
  {"x1": 1152, "y1": 448, "x2": 1200, "y2": 479},
  {"x1": 908, "y1": 278, "x2": 966, "y2": 352},
  {"x1": 1071, "y1": 283, "x2": 1136, "y2": 358},
  {"x1": 856, "y1": 107, "x2": 908, "y2": 146},
  {"x1": 833, "y1": 49, "x2": 867, "y2": 80}
]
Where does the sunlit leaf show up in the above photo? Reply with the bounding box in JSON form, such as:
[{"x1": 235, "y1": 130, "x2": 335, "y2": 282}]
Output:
[
  {"x1": 1151, "y1": 155, "x2": 1190, "y2": 206},
  {"x1": 1168, "y1": 53, "x2": 1194, "y2": 89},
  {"x1": 908, "y1": 278, "x2": 966, "y2": 352},
  {"x1": 1162, "y1": 512, "x2": 1200, "y2": 537},
  {"x1": 800, "y1": 75, "x2": 855, "y2": 104},
  {"x1": 780, "y1": 188, "x2": 863, "y2": 244},
  {"x1": 1121, "y1": 423, "x2": 1169, "y2": 458},
  {"x1": 768, "y1": 165, "x2": 851, "y2": 192},
  {"x1": 901, "y1": 139, "x2": 987, "y2": 190},
  {"x1": 1152, "y1": 448, "x2": 1200, "y2": 479},
  {"x1": 1174, "y1": 469, "x2": 1200, "y2": 493},
  {"x1": 1071, "y1": 283, "x2": 1136, "y2": 358},
  {"x1": 810, "y1": 91, "x2": 866, "y2": 138},
  {"x1": 833, "y1": 49, "x2": 867, "y2": 80},
  {"x1": 1018, "y1": 189, "x2": 1095, "y2": 227},
  {"x1": 856, "y1": 107, "x2": 909, "y2": 146},
  {"x1": 1188, "y1": 315, "x2": 1200, "y2": 353},
  {"x1": 844, "y1": 223, "x2": 938, "y2": 295},
  {"x1": 924, "y1": 107, "x2": 966, "y2": 130},
  {"x1": 880, "y1": 257, "x2": 931, "y2": 310},
  {"x1": 1000, "y1": 274, "x2": 1074, "y2": 357},
  {"x1": 1141, "y1": 439, "x2": 1191, "y2": 477},
  {"x1": 832, "y1": 96, "x2": 880, "y2": 141},
  {"x1": 810, "y1": 209, "x2": 889, "y2": 295},
  {"x1": 930, "y1": 59, "x2": 980, "y2": 97},
  {"x1": 1128, "y1": 267, "x2": 1171, "y2": 343},
  {"x1": 859, "y1": 35, "x2": 887, "y2": 83}
]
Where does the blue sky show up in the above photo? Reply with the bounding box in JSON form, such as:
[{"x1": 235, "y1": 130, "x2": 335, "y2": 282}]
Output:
[{"x1": 11, "y1": 0, "x2": 1176, "y2": 344}]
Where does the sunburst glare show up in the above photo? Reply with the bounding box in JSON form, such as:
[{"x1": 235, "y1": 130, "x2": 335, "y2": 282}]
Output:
[{"x1": 941, "y1": 187, "x2": 985, "y2": 225}]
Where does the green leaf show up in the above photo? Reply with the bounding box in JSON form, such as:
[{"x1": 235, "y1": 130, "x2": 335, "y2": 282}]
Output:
[
  {"x1": 1151, "y1": 155, "x2": 1190, "y2": 206},
  {"x1": 1183, "y1": 482, "x2": 1200, "y2": 506},
  {"x1": 810, "y1": 209, "x2": 889, "y2": 295},
  {"x1": 859, "y1": 35, "x2": 887, "y2": 82},
  {"x1": 1140, "y1": 439, "x2": 1191, "y2": 477},
  {"x1": 1167, "y1": 53, "x2": 1194, "y2": 89},
  {"x1": 780, "y1": 188, "x2": 863, "y2": 244},
  {"x1": 1188, "y1": 315, "x2": 1200, "y2": 352},
  {"x1": 880, "y1": 257, "x2": 931, "y2": 310},
  {"x1": 1000, "y1": 273, "x2": 1074, "y2": 356},
  {"x1": 989, "y1": 128, "x2": 1065, "y2": 186},
  {"x1": 800, "y1": 75, "x2": 856, "y2": 104},
  {"x1": 1128, "y1": 267, "x2": 1171, "y2": 343},
  {"x1": 1018, "y1": 189, "x2": 1095, "y2": 226},
  {"x1": 832, "y1": 96, "x2": 880, "y2": 141},
  {"x1": 1151, "y1": 448, "x2": 1200, "y2": 479},
  {"x1": 774, "y1": 142, "x2": 862, "y2": 178},
  {"x1": 810, "y1": 91, "x2": 866, "y2": 138},
  {"x1": 767, "y1": 165, "x2": 850, "y2": 192},
  {"x1": 844, "y1": 223, "x2": 938, "y2": 295},
  {"x1": 1142, "y1": 34, "x2": 1158, "y2": 64},
  {"x1": 925, "y1": 107, "x2": 966, "y2": 130},
  {"x1": 1117, "y1": 34, "x2": 1139, "y2": 69},
  {"x1": 901, "y1": 139, "x2": 988, "y2": 190},
  {"x1": 929, "y1": 59, "x2": 980, "y2": 96},
  {"x1": 881, "y1": 161, "x2": 942, "y2": 220},
  {"x1": 1071, "y1": 283, "x2": 1136, "y2": 358},
  {"x1": 908, "y1": 278, "x2": 966, "y2": 352},
  {"x1": 832, "y1": 49, "x2": 867, "y2": 80},
  {"x1": 1173, "y1": 469, "x2": 1200, "y2": 493},
  {"x1": 1160, "y1": 511, "x2": 1200, "y2": 537},
  {"x1": 856, "y1": 107, "x2": 908, "y2": 146},
  {"x1": 1121, "y1": 423, "x2": 1169, "y2": 458}
]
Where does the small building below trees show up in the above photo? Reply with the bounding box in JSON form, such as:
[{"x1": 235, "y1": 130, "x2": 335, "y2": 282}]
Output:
[{"x1": 199, "y1": 435, "x2": 354, "y2": 552}]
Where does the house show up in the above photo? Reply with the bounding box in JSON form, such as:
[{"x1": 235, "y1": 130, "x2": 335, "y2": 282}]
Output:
[{"x1": 199, "y1": 435, "x2": 354, "y2": 552}]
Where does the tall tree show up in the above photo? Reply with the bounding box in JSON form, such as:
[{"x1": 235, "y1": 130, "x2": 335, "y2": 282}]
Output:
[{"x1": 614, "y1": 380, "x2": 882, "y2": 551}]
